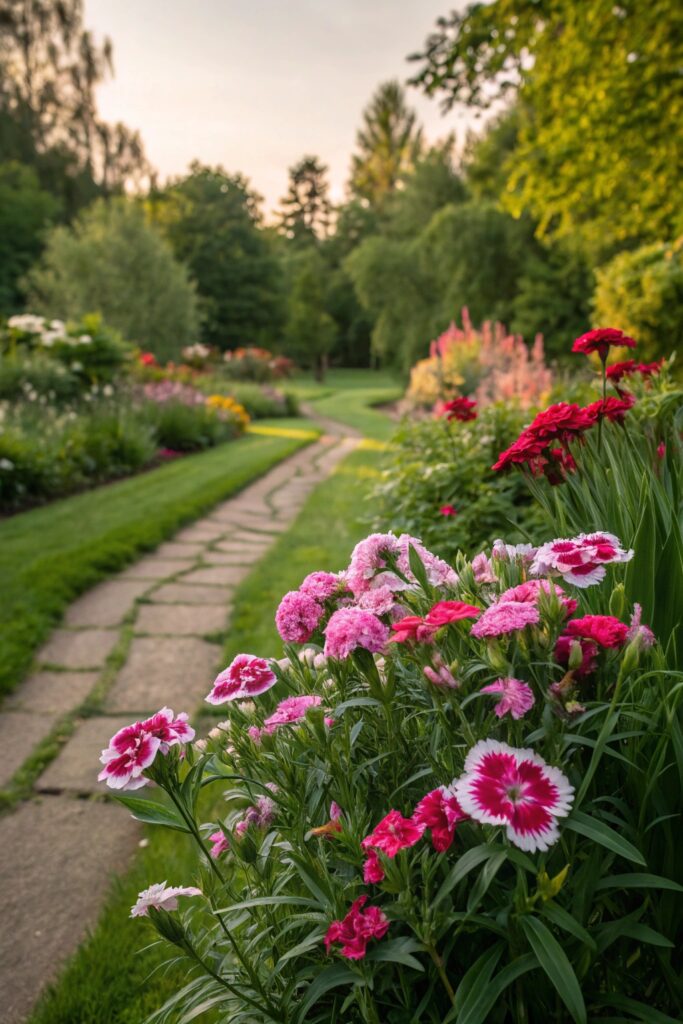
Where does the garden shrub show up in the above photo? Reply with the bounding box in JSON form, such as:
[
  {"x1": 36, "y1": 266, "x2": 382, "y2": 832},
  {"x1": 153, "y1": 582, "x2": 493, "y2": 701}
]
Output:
[{"x1": 372, "y1": 403, "x2": 545, "y2": 563}]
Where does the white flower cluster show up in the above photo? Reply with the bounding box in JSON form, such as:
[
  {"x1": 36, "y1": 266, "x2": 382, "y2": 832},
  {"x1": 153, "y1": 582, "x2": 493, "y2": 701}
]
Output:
[
  {"x1": 7, "y1": 314, "x2": 92, "y2": 348},
  {"x1": 182, "y1": 343, "x2": 211, "y2": 360}
]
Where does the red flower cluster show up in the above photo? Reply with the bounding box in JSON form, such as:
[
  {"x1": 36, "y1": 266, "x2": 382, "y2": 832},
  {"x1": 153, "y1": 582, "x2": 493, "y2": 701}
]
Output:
[
  {"x1": 412, "y1": 787, "x2": 467, "y2": 852},
  {"x1": 584, "y1": 393, "x2": 636, "y2": 425},
  {"x1": 492, "y1": 403, "x2": 593, "y2": 482},
  {"x1": 572, "y1": 328, "x2": 636, "y2": 360},
  {"x1": 443, "y1": 396, "x2": 477, "y2": 422},
  {"x1": 440, "y1": 504, "x2": 458, "y2": 517},
  {"x1": 555, "y1": 614, "x2": 630, "y2": 675},
  {"x1": 139, "y1": 351, "x2": 158, "y2": 367},
  {"x1": 324, "y1": 896, "x2": 389, "y2": 960},
  {"x1": 390, "y1": 601, "x2": 481, "y2": 643}
]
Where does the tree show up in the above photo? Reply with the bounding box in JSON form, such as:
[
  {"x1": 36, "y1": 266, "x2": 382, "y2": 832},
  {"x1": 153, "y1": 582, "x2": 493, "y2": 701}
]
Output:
[
  {"x1": 25, "y1": 198, "x2": 199, "y2": 359},
  {"x1": 278, "y1": 155, "x2": 331, "y2": 241},
  {"x1": 0, "y1": 0, "x2": 149, "y2": 194},
  {"x1": 349, "y1": 80, "x2": 423, "y2": 207},
  {"x1": 284, "y1": 248, "x2": 336, "y2": 379},
  {"x1": 154, "y1": 164, "x2": 285, "y2": 349},
  {"x1": 410, "y1": 0, "x2": 683, "y2": 258},
  {"x1": 383, "y1": 139, "x2": 466, "y2": 239},
  {"x1": 0, "y1": 160, "x2": 58, "y2": 314}
]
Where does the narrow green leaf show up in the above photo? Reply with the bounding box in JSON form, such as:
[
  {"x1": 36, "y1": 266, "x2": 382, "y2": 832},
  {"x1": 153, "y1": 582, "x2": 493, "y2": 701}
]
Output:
[
  {"x1": 456, "y1": 954, "x2": 537, "y2": 1024},
  {"x1": 365, "y1": 937, "x2": 426, "y2": 971},
  {"x1": 452, "y1": 943, "x2": 503, "y2": 1015},
  {"x1": 541, "y1": 903, "x2": 596, "y2": 952},
  {"x1": 565, "y1": 810, "x2": 646, "y2": 866},
  {"x1": 520, "y1": 915, "x2": 587, "y2": 1024},
  {"x1": 594, "y1": 873, "x2": 683, "y2": 892},
  {"x1": 296, "y1": 963, "x2": 360, "y2": 1023},
  {"x1": 431, "y1": 845, "x2": 498, "y2": 910},
  {"x1": 114, "y1": 794, "x2": 190, "y2": 832}
]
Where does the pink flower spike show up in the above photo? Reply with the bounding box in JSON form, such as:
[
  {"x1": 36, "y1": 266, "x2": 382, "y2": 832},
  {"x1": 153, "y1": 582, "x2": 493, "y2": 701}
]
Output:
[
  {"x1": 206, "y1": 654, "x2": 276, "y2": 705},
  {"x1": 626, "y1": 603, "x2": 655, "y2": 649},
  {"x1": 361, "y1": 809, "x2": 424, "y2": 858},
  {"x1": 454, "y1": 740, "x2": 574, "y2": 853},
  {"x1": 130, "y1": 881, "x2": 202, "y2": 918},
  {"x1": 208, "y1": 830, "x2": 230, "y2": 859},
  {"x1": 481, "y1": 678, "x2": 535, "y2": 720}
]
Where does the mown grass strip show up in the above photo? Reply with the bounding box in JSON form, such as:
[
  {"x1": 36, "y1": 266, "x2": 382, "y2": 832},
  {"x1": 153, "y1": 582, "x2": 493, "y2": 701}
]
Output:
[
  {"x1": 0, "y1": 422, "x2": 315, "y2": 699},
  {"x1": 27, "y1": 444, "x2": 384, "y2": 1024}
]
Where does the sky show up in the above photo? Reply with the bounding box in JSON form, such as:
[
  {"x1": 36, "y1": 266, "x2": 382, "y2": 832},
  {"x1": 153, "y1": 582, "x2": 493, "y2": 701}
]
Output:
[{"x1": 84, "y1": 0, "x2": 476, "y2": 217}]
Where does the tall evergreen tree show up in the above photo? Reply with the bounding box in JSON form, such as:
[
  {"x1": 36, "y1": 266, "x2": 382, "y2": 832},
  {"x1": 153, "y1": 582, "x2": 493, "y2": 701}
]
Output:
[
  {"x1": 278, "y1": 155, "x2": 332, "y2": 241},
  {"x1": 349, "y1": 80, "x2": 423, "y2": 207}
]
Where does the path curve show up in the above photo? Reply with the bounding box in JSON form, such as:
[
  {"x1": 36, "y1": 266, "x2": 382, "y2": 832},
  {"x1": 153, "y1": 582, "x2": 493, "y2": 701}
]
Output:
[{"x1": 0, "y1": 422, "x2": 358, "y2": 1024}]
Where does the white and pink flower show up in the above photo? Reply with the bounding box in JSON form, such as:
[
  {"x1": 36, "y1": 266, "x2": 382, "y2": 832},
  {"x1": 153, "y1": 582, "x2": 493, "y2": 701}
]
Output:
[
  {"x1": 263, "y1": 694, "x2": 323, "y2": 733},
  {"x1": 531, "y1": 532, "x2": 633, "y2": 588},
  {"x1": 130, "y1": 881, "x2": 202, "y2": 918},
  {"x1": 98, "y1": 708, "x2": 194, "y2": 791},
  {"x1": 480, "y1": 677, "x2": 535, "y2": 720},
  {"x1": 453, "y1": 739, "x2": 574, "y2": 852},
  {"x1": 206, "y1": 654, "x2": 277, "y2": 705}
]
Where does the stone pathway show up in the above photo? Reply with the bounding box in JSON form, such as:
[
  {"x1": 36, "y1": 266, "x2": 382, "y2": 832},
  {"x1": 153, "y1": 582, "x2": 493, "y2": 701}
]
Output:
[{"x1": 0, "y1": 427, "x2": 358, "y2": 1023}]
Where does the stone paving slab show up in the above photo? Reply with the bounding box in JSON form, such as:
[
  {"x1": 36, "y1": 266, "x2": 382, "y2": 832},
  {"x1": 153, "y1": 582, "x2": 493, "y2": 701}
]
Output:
[
  {"x1": 150, "y1": 582, "x2": 230, "y2": 605},
  {"x1": 119, "y1": 555, "x2": 195, "y2": 580},
  {"x1": 201, "y1": 550, "x2": 257, "y2": 566},
  {"x1": 0, "y1": 711, "x2": 60, "y2": 788},
  {"x1": 0, "y1": 796, "x2": 139, "y2": 1024},
  {"x1": 153, "y1": 540, "x2": 207, "y2": 558},
  {"x1": 5, "y1": 671, "x2": 98, "y2": 715},
  {"x1": 38, "y1": 628, "x2": 119, "y2": 670},
  {"x1": 181, "y1": 564, "x2": 250, "y2": 587},
  {"x1": 65, "y1": 579, "x2": 151, "y2": 628},
  {"x1": 37, "y1": 716, "x2": 135, "y2": 793},
  {"x1": 173, "y1": 522, "x2": 227, "y2": 543},
  {"x1": 105, "y1": 636, "x2": 218, "y2": 713},
  {"x1": 135, "y1": 603, "x2": 227, "y2": 636}
]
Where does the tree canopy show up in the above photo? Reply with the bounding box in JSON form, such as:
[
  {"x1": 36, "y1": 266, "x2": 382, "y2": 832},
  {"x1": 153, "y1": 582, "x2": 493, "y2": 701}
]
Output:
[
  {"x1": 278, "y1": 155, "x2": 332, "y2": 241},
  {"x1": 349, "y1": 80, "x2": 423, "y2": 207}
]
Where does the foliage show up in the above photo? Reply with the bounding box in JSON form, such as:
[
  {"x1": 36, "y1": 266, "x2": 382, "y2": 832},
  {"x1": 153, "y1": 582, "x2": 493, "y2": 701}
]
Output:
[
  {"x1": 410, "y1": 0, "x2": 683, "y2": 258},
  {"x1": 593, "y1": 239, "x2": 683, "y2": 361},
  {"x1": 24, "y1": 199, "x2": 200, "y2": 360},
  {"x1": 373, "y1": 405, "x2": 544, "y2": 563},
  {"x1": 284, "y1": 247, "x2": 337, "y2": 377},
  {"x1": 106, "y1": 524, "x2": 680, "y2": 1022},
  {"x1": 2, "y1": 312, "x2": 131, "y2": 385},
  {"x1": 0, "y1": 427, "x2": 312, "y2": 699},
  {"x1": 153, "y1": 163, "x2": 285, "y2": 350},
  {"x1": 0, "y1": 161, "x2": 58, "y2": 314},
  {"x1": 278, "y1": 155, "x2": 332, "y2": 241},
  {"x1": 222, "y1": 347, "x2": 295, "y2": 382},
  {"x1": 349, "y1": 80, "x2": 423, "y2": 207}
]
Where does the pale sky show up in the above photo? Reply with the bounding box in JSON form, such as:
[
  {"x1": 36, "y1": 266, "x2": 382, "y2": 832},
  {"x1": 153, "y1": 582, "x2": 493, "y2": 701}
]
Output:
[{"x1": 84, "y1": 0, "x2": 476, "y2": 217}]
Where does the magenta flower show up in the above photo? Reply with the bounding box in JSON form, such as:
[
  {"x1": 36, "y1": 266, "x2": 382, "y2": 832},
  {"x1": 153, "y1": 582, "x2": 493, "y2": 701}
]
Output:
[
  {"x1": 481, "y1": 677, "x2": 535, "y2": 720},
  {"x1": 263, "y1": 694, "x2": 322, "y2": 734},
  {"x1": 361, "y1": 809, "x2": 424, "y2": 859},
  {"x1": 324, "y1": 607, "x2": 390, "y2": 660},
  {"x1": 470, "y1": 601, "x2": 539, "y2": 638},
  {"x1": 98, "y1": 707, "x2": 194, "y2": 791},
  {"x1": 627, "y1": 603, "x2": 656, "y2": 649},
  {"x1": 498, "y1": 579, "x2": 577, "y2": 616},
  {"x1": 275, "y1": 590, "x2": 324, "y2": 643},
  {"x1": 454, "y1": 740, "x2": 574, "y2": 852},
  {"x1": 206, "y1": 654, "x2": 277, "y2": 705},
  {"x1": 208, "y1": 830, "x2": 230, "y2": 859},
  {"x1": 531, "y1": 532, "x2": 633, "y2": 588},
  {"x1": 363, "y1": 849, "x2": 385, "y2": 883},
  {"x1": 412, "y1": 786, "x2": 466, "y2": 852},
  {"x1": 357, "y1": 584, "x2": 402, "y2": 617},
  {"x1": 324, "y1": 895, "x2": 389, "y2": 960},
  {"x1": 440, "y1": 504, "x2": 458, "y2": 517},
  {"x1": 130, "y1": 881, "x2": 202, "y2": 918},
  {"x1": 299, "y1": 571, "x2": 342, "y2": 601}
]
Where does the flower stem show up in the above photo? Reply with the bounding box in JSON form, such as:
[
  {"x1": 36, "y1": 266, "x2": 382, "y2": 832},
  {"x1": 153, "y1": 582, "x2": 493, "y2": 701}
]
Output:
[{"x1": 426, "y1": 942, "x2": 456, "y2": 1005}]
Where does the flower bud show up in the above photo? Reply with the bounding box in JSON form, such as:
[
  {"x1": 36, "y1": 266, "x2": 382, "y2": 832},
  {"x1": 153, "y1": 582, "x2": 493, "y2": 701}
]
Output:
[
  {"x1": 609, "y1": 584, "x2": 627, "y2": 621},
  {"x1": 313, "y1": 653, "x2": 327, "y2": 670},
  {"x1": 568, "y1": 639, "x2": 584, "y2": 671}
]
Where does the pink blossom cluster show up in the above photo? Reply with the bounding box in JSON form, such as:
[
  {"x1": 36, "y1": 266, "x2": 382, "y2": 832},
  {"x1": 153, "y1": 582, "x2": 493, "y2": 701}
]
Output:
[
  {"x1": 346, "y1": 532, "x2": 457, "y2": 597},
  {"x1": 143, "y1": 381, "x2": 206, "y2": 406},
  {"x1": 98, "y1": 707, "x2": 194, "y2": 791},
  {"x1": 324, "y1": 896, "x2": 390, "y2": 960},
  {"x1": 323, "y1": 607, "x2": 390, "y2": 660},
  {"x1": 206, "y1": 654, "x2": 277, "y2": 705},
  {"x1": 275, "y1": 590, "x2": 324, "y2": 643},
  {"x1": 531, "y1": 532, "x2": 633, "y2": 588},
  {"x1": 235, "y1": 785, "x2": 279, "y2": 836}
]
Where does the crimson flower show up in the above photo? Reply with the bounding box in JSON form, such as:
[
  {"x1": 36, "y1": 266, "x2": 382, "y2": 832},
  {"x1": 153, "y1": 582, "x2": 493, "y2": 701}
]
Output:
[
  {"x1": 584, "y1": 393, "x2": 636, "y2": 425},
  {"x1": 443, "y1": 396, "x2": 477, "y2": 422},
  {"x1": 555, "y1": 634, "x2": 599, "y2": 676},
  {"x1": 605, "y1": 360, "x2": 636, "y2": 382},
  {"x1": 412, "y1": 786, "x2": 466, "y2": 852},
  {"x1": 440, "y1": 504, "x2": 458, "y2": 517},
  {"x1": 572, "y1": 328, "x2": 637, "y2": 360},
  {"x1": 363, "y1": 849, "x2": 385, "y2": 884},
  {"x1": 389, "y1": 615, "x2": 437, "y2": 644},
  {"x1": 425, "y1": 600, "x2": 482, "y2": 626},
  {"x1": 563, "y1": 614, "x2": 629, "y2": 649},
  {"x1": 361, "y1": 809, "x2": 424, "y2": 858},
  {"x1": 636, "y1": 359, "x2": 664, "y2": 377},
  {"x1": 324, "y1": 896, "x2": 389, "y2": 960}
]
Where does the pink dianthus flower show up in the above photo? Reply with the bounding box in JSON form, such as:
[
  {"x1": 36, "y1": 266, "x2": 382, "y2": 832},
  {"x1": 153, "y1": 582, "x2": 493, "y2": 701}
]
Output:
[
  {"x1": 263, "y1": 694, "x2": 323, "y2": 733},
  {"x1": 206, "y1": 654, "x2": 277, "y2": 705},
  {"x1": 324, "y1": 896, "x2": 389, "y2": 960},
  {"x1": 481, "y1": 677, "x2": 535, "y2": 720},
  {"x1": 412, "y1": 786, "x2": 466, "y2": 852},
  {"x1": 470, "y1": 601, "x2": 539, "y2": 638},
  {"x1": 361, "y1": 809, "x2": 424, "y2": 858},
  {"x1": 300, "y1": 571, "x2": 342, "y2": 601},
  {"x1": 324, "y1": 607, "x2": 390, "y2": 660},
  {"x1": 275, "y1": 590, "x2": 324, "y2": 643}
]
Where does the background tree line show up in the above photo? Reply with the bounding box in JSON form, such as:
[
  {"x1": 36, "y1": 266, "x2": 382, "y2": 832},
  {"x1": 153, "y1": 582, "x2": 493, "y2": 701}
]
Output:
[{"x1": 1, "y1": 0, "x2": 681, "y2": 369}]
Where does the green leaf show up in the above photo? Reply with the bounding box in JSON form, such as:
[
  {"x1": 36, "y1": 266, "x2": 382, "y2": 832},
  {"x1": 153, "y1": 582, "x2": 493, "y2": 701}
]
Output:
[
  {"x1": 296, "y1": 963, "x2": 360, "y2": 1023},
  {"x1": 594, "y1": 873, "x2": 683, "y2": 892},
  {"x1": 114, "y1": 794, "x2": 190, "y2": 832},
  {"x1": 466, "y1": 850, "x2": 507, "y2": 914},
  {"x1": 452, "y1": 943, "x2": 503, "y2": 1015},
  {"x1": 365, "y1": 937, "x2": 426, "y2": 971},
  {"x1": 619, "y1": 923, "x2": 674, "y2": 948},
  {"x1": 592, "y1": 994, "x2": 681, "y2": 1024},
  {"x1": 565, "y1": 810, "x2": 646, "y2": 866},
  {"x1": 455, "y1": 954, "x2": 537, "y2": 1024},
  {"x1": 431, "y1": 845, "x2": 498, "y2": 910},
  {"x1": 541, "y1": 902, "x2": 596, "y2": 952},
  {"x1": 407, "y1": 542, "x2": 431, "y2": 593},
  {"x1": 519, "y1": 915, "x2": 586, "y2": 1024}
]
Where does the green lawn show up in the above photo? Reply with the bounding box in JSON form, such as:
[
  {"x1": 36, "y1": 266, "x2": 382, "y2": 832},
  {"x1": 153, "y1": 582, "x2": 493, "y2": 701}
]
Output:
[
  {"x1": 0, "y1": 421, "x2": 316, "y2": 699},
  {"x1": 28, "y1": 443, "x2": 384, "y2": 1024},
  {"x1": 288, "y1": 368, "x2": 403, "y2": 441}
]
